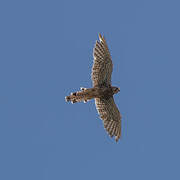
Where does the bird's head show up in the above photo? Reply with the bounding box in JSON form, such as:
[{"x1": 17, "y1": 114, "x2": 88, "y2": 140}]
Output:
[{"x1": 112, "y1": 87, "x2": 120, "y2": 94}]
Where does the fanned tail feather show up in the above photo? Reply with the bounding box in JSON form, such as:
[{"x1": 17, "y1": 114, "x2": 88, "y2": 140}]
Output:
[
  {"x1": 65, "y1": 88, "x2": 93, "y2": 104},
  {"x1": 65, "y1": 92, "x2": 84, "y2": 104}
]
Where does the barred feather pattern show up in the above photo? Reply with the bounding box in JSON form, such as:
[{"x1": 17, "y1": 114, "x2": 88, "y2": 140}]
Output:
[
  {"x1": 91, "y1": 34, "x2": 113, "y2": 87},
  {"x1": 95, "y1": 97, "x2": 121, "y2": 142}
]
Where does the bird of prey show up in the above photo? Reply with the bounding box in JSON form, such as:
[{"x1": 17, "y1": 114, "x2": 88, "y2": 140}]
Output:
[{"x1": 65, "y1": 34, "x2": 122, "y2": 142}]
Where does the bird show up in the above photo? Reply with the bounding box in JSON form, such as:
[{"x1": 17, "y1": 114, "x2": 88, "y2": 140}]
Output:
[{"x1": 65, "y1": 34, "x2": 122, "y2": 142}]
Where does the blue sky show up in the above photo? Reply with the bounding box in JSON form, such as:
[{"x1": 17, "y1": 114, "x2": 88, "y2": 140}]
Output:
[{"x1": 0, "y1": 0, "x2": 180, "y2": 179}]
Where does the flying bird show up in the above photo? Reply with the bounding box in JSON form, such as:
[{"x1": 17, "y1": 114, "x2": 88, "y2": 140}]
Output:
[{"x1": 65, "y1": 34, "x2": 122, "y2": 142}]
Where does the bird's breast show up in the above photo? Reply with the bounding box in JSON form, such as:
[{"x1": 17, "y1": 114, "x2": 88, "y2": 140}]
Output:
[{"x1": 96, "y1": 87, "x2": 113, "y2": 99}]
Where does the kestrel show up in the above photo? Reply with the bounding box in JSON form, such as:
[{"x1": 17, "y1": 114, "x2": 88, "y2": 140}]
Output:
[{"x1": 65, "y1": 34, "x2": 122, "y2": 142}]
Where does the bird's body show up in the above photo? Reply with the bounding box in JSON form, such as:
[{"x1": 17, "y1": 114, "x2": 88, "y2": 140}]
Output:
[
  {"x1": 65, "y1": 34, "x2": 122, "y2": 142},
  {"x1": 65, "y1": 86, "x2": 120, "y2": 103}
]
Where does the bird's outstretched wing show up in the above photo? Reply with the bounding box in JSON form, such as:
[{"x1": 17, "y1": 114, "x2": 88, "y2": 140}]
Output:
[
  {"x1": 95, "y1": 97, "x2": 121, "y2": 142},
  {"x1": 91, "y1": 34, "x2": 113, "y2": 87}
]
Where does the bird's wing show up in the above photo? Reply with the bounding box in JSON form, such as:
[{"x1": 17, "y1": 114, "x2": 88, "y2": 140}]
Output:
[
  {"x1": 91, "y1": 34, "x2": 113, "y2": 87},
  {"x1": 95, "y1": 97, "x2": 121, "y2": 142}
]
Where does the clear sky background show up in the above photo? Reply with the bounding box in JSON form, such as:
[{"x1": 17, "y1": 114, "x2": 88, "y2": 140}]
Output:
[{"x1": 0, "y1": 0, "x2": 180, "y2": 179}]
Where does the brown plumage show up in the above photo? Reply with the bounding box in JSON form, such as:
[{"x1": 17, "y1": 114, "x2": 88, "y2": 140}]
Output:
[{"x1": 65, "y1": 34, "x2": 122, "y2": 142}]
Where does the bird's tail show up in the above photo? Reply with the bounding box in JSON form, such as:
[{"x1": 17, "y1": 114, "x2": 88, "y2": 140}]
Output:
[{"x1": 65, "y1": 87, "x2": 91, "y2": 104}]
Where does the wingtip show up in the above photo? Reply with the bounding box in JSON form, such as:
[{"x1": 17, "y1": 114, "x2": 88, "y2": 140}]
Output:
[
  {"x1": 115, "y1": 128, "x2": 121, "y2": 142},
  {"x1": 98, "y1": 33, "x2": 106, "y2": 43},
  {"x1": 99, "y1": 33, "x2": 102, "y2": 40},
  {"x1": 98, "y1": 33, "x2": 104, "y2": 41},
  {"x1": 115, "y1": 135, "x2": 121, "y2": 142}
]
